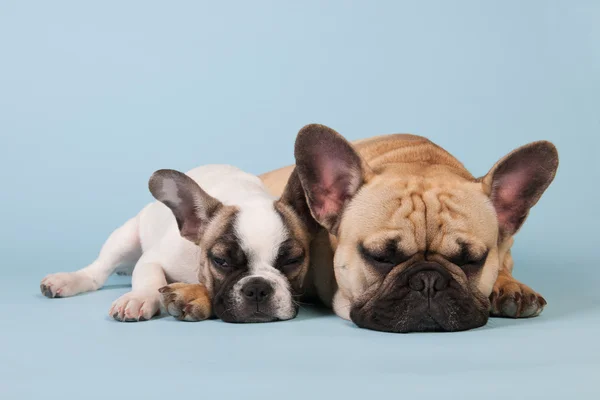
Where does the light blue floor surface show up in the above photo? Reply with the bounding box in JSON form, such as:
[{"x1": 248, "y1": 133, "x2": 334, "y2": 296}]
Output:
[{"x1": 3, "y1": 259, "x2": 599, "y2": 400}]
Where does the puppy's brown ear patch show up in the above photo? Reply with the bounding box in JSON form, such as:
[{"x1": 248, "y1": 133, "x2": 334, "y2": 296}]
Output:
[
  {"x1": 149, "y1": 169, "x2": 222, "y2": 243},
  {"x1": 277, "y1": 169, "x2": 319, "y2": 235},
  {"x1": 482, "y1": 141, "x2": 559, "y2": 236},
  {"x1": 294, "y1": 124, "x2": 373, "y2": 234}
]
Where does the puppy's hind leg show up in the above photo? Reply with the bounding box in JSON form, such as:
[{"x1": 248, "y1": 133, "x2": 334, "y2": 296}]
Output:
[{"x1": 40, "y1": 216, "x2": 143, "y2": 298}]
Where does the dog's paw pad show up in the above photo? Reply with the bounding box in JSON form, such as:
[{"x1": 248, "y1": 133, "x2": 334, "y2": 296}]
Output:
[{"x1": 159, "y1": 283, "x2": 211, "y2": 322}]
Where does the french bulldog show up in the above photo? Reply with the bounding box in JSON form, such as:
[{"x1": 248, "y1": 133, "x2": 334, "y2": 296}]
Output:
[
  {"x1": 261, "y1": 124, "x2": 558, "y2": 332},
  {"x1": 40, "y1": 164, "x2": 333, "y2": 322}
]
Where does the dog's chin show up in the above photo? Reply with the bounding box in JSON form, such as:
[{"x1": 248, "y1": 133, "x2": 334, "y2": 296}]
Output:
[
  {"x1": 349, "y1": 288, "x2": 489, "y2": 333},
  {"x1": 237, "y1": 312, "x2": 280, "y2": 323},
  {"x1": 216, "y1": 303, "x2": 298, "y2": 324}
]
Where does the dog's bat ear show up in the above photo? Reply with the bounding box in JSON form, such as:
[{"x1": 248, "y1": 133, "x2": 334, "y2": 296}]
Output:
[
  {"x1": 278, "y1": 169, "x2": 320, "y2": 235},
  {"x1": 149, "y1": 169, "x2": 223, "y2": 243},
  {"x1": 481, "y1": 141, "x2": 559, "y2": 237},
  {"x1": 293, "y1": 124, "x2": 373, "y2": 235}
]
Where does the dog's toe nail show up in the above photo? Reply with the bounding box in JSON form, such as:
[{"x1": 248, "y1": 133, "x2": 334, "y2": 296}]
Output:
[
  {"x1": 498, "y1": 289, "x2": 504, "y2": 297},
  {"x1": 529, "y1": 293, "x2": 537, "y2": 303},
  {"x1": 40, "y1": 284, "x2": 52, "y2": 297},
  {"x1": 538, "y1": 296, "x2": 547, "y2": 306},
  {"x1": 514, "y1": 292, "x2": 521, "y2": 302}
]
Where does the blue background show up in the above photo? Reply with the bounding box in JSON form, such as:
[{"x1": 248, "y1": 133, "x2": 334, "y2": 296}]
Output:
[{"x1": 1, "y1": 1, "x2": 599, "y2": 399}]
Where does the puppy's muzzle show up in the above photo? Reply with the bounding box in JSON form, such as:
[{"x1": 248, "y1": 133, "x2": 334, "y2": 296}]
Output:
[{"x1": 241, "y1": 277, "x2": 274, "y2": 304}]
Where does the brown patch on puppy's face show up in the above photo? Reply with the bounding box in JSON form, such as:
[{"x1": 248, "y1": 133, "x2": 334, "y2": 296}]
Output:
[
  {"x1": 294, "y1": 124, "x2": 558, "y2": 332},
  {"x1": 274, "y1": 197, "x2": 313, "y2": 295}
]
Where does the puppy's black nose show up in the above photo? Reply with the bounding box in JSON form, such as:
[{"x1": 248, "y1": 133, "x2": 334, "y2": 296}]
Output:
[
  {"x1": 241, "y1": 278, "x2": 273, "y2": 303},
  {"x1": 408, "y1": 266, "x2": 449, "y2": 297}
]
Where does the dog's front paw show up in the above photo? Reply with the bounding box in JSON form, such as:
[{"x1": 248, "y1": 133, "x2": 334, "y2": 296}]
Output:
[
  {"x1": 490, "y1": 275, "x2": 546, "y2": 318},
  {"x1": 159, "y1": 283, "x2": 211, "y2": 322},
  {"x1": 40, "y1": 271, "x2": 97, "y2": 298},
  {"x1": 109, "y1": 291, "x2": 161, "y2": 322}
]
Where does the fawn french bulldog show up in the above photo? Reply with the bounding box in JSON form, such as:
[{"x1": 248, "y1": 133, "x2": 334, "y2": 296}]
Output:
[{"x1": 261, "y1": 124, "x2": 558, "y2": 332}]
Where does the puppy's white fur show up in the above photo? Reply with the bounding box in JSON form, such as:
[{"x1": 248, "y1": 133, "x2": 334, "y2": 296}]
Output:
[{"x1": 41, "y1": 165, "x2": 295, "y2": 321}]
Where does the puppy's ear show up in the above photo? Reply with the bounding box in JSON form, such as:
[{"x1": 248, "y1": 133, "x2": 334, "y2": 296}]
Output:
[
  {"x1": 482, "y1": 141, "x2": 559, "y2": 236},
  {"x1": 294, "y1": 124, "x2": 373, "y2": 235},
  {"x1": 278, "y1": 169, "x2": 320, "y2": 235},
  {"x1": 149, "y1": 169, "x2": 223, "y2": 243}
]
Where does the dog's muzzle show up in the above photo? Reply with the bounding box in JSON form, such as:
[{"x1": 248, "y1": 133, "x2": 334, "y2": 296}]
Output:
[{"x1": 349, "y1": 261, "x2": 488, "y2": 333}]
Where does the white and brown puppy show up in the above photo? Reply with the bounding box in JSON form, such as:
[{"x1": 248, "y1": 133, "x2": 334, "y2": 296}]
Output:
[
  {"x1": 40, "y1": 164, "x2": 329, "y2": 323},
  {"x1": 261, "y1": 124, "x2": 559, "y2": 333}
]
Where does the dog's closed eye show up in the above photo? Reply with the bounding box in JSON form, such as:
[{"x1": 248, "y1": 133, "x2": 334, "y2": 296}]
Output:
[
  {"x1": 275, "y1": 239, "x2": 305, "y2": 273},
  {"x1": 447, "y1": 241, "x2": 489, "y2": 274},
  {"x1": 359, "y1": 241, "x2": 411, "y2": 273},
  {"x1": 208, "y1": 237, "x2": 248, "y2": 272},
  {"x1": 211, "y1": 256, "x2": 230, "y2": 269}
]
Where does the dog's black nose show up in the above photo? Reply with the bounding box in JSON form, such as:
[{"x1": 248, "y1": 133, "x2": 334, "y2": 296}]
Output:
[
  {"x1": 241, "y1": 278, "x2": 273, "y2": 303},
  {"x1": 408, "y1": 265, "x2": 449, "y2": 297}
]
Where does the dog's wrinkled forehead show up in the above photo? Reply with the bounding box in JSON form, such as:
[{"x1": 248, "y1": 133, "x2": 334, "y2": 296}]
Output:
[{"x1": 340, "y1": 173, "x2": 498, "y2": 252}]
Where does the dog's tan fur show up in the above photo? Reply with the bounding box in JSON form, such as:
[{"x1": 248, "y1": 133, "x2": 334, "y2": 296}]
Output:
[
  {"x1": 161, "y1": 126, "x2": 556, "y2": 330},
  {"x1": 261, "y1": 125, "x2": 558, "y2": 331},
  {"x1": 159, "y1": 283, "x2": 212, "y2": 321}
]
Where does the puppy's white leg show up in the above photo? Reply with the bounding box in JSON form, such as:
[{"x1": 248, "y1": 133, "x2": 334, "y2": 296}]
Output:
[
  {"x1": 41, "y1": 216, "x2": 142, "y2": 298},
  {"x1": 109, "y1": 261, "x2": 166, "y2": 322}
]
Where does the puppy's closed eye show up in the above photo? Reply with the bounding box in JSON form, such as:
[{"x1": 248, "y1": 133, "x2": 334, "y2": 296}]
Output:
[
  {"x1": 275, "y1": 239, "x2": 305, "y2": 274},
  {"x1": 208, "y1": 240, "x2": 248, "y2": 272},
  {"x1": 210, "y1": 255, "x2": 230, "y2": 270},
  {"x1": 278, "y1": 255, "x2": 305, "y2": 274}
]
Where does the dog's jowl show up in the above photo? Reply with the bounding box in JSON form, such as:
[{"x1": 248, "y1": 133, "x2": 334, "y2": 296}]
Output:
[
  {"x1": 40, "y1": 165, "x2": 331, "y2": 323},
  {"x1": 262, "y1": 124, "x2": 559, "y2": 333}
]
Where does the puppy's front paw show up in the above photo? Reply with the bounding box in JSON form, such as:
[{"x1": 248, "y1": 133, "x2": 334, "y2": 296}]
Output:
[
  {"x1": 109, "y1": 291, "x2": 160, "y2": 322},
  {"x1": 490, "y1": 276, "x2": 546, "y2": 318},
  {"x1": 40, "y1": 271, "x2": 97, "y2": 298},
  {"x1": 159, "y1": 283, "x2": 211, "y2": 322}
]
